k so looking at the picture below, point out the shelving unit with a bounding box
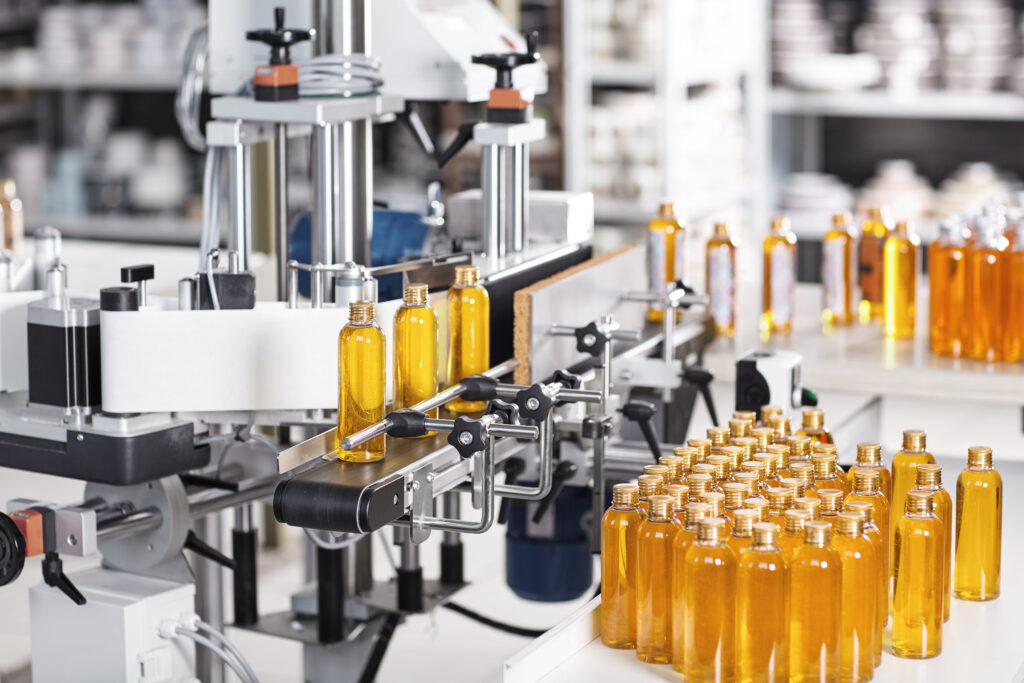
[772,87,1024,122]
[0,65,181,92]
[28,214,202,245]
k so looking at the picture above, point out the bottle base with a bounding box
[339,450,385,463]
[953,589,1000,601]
[890,646,941,659]
[636,650,671,665]
[600,637,636,650]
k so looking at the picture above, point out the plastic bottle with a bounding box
[789,521,842,681]
[706,221,738,337]
[929,218,968,357]
[637,474,663,516]
[762,216,798,335]
[844,499,887,667]
[892,491,943,659]
[648,202,685,323]
[601,484,643,649]
[670,502,710,668]
[834,512,878,683]
[858,207,890,321]
[779,508,812,564]
[679,518,736,680]
[954,446,1002,601]
[1006,221,1024,362]
[847,442,891,503]
[812,450,848,495]
[393,283,439,423]
[822,212,856,326]
[891,430,934,566]
[818,488,844,531]
[845,469,890,583]
[636,495,680,663]
[965,218,1010,362]
[913,463,952,622]
[337,301,386,462]
[883,221,920,339]
[729,507,759,556]
[0,179,24,253]
[736,522,789,683]
[446,265,490,413]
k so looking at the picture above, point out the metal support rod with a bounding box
[189,479,279,520]
[601,336,613,416]
[505,142,527,253]
[410,437,495,534]
[421,417,539,441]
[193,514,225,683]
[481,144,503,260]
[549,324,641,343]
[662,286,675,405]
[493,413,553,501]
[590,429,607,554]
[274,124,289,301]
[493,385,602,404]
[312,123,336,270]
[228,143,251,272]
[336,119,373,267]
[96,509,161,540]
[442,493,460,547]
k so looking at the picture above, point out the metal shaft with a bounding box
[275,124,289,300]
[410,437,495,534]
[481,144,503,260]
[504,143,527,254]
[312,123,336,269]
[494,413,553,501]
[193,514,225,683]
[228,143,251,272]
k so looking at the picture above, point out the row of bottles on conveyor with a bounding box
[601,408,1003,680]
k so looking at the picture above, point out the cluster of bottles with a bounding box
[601,409,1003,680]
[929,205,1024,361]
[0,179,23,253]
[336,264,490,461]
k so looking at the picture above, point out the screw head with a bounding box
[526,397,540,411]
[67,534,78,547]
[458,432,474,445]
[583,334,596,347]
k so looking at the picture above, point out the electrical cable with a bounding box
[205,249,222,310]
[176,25,208,153]
[295,53,383,98]
[441,602,549,638]
[196,621,260,683]
[303,527,366,551]
[174,628,256,683]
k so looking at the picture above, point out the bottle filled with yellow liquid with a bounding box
[636,495,679,663]
[644,464,671,490]
[601,484,643,649]
[730,417,752,440]
[954,446,1002,601]
[844,500,887,667]
[688,439,712,462]
[647,202,685,323]
[707,426,730,452]
[337,301,386,462]
[790,521,842,682]
[765,487,794,527]
[929,218,968,357]
[762,216,798,335]
[779,508,811,562]
[722,482,747,519]
[858,207,890,321]
[670,502,709,668]
[891,430,934,563]
[768,443,791,479]
[769,415,793,444]
[914,463,952,621]
[817,489,844,530]
[892,490,943,659]
[848,442,891,503]
[707,455,734,486]
[790,463,817,499]
[736,522,789,683]
[822,212,857,326]
[692,463,720,492]
[760,404,783,427]
[794,495,822,521]
[752,426,774,452]
[846,469,890,588]
[699,491,732,536]
[813,451,848,495]
[446,265,490,413]
[755,452,781,485]
[665,484,690,526]
[0,179,24,253]
[797,408,833,444]
[706,221,738,337]
[637,474,663,516]
[729,508,759,556]
[659,455,685,484]
[1006,222,1024,362]
[966,220,1010,362]
[675,445,700,473]
[744,497,770,523]
[678,518,736,680]
[883,221,920,339]
[834,512,877,683]
[393,284,439,423]
[687,473,713,501]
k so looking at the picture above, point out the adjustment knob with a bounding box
[448,417,486,460]
[0,513,26,587]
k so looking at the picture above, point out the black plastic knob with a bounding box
[448,417,486,460]
[515,383,554,422]
[0,513,25,587]
[574,322,608,357]
[120,264,154,284]
[471,30,540,89]
[246,7,313,66]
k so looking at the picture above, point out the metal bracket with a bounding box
[408,467,434,544]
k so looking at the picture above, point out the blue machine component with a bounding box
[288,209,431,300]
[505,484,593,602]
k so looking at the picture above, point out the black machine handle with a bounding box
[120,264,155,284]
[531,461,577,524]
[436,120,478,168]
[185,530,237,570]
[42,552,85,605]
[246,7,313,65]
[471,31,540,89]
[620,400,660,463]
[682,366,719,428]
[497,457,526,524]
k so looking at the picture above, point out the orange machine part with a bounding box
[254,64,299,87]
[488,88,533,110]
[9,509,43,557]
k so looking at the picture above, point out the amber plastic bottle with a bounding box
[1007,228,1024,362]
[744,497,770,523]
[740,459,769,493]
[848,442,892,503]
[790,463,817,499]
[648,202,685,323]
[813,452,848,495]
[706,221,738,337]
[636,495,680,663]
[914,463,952,622]
[393,284,439,423]
[0,179,24,253]
[954,446,1002,601]
[736,522,789,683]
[858,207,889,321]
[765,487,795,528]
[779,477,806,501]
[844,499,887,665]
[788,434,812,464]
[779,509,812,564]
[754,453,780,484]
[734,409,759,424]
[752,426,774,452]
[734,472,761,501]
[707,454,733,486]
[794,496,821,521]
[762,216,798,335]
[834,512,877,683]
[883,221,920,339]
[446,265,490,413]
[789,521,842,682]
[644,464,671,490]
[892,490,943,659]
[707,426,730,453]
[818,488,844,530]
[601,484,643,649]
[688,439,712,463]
[674,446,700,474]
[659,455,685,484]
[670,502,709,668]
[687,473,713,501]
[822,212,856,326]
[769,415,793,444]
[768,444,791,479]
[729,418,752,440]
[337,301,386,462]
[733,436,757,462]
[665,484,690,526]
[929,219,968,357]
[700,491,733,537]
[692,463,721,493]
[845,469,890,576]
[722,482,747,519]
[966,223,1010,362]
[760,404,783,427]
[679,502,712,551]
[679,518,736,680]
[891,430,935,561]
[795,409,831,446]
[637,474,662,516]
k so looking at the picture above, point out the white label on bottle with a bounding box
[708,245,734,327]
[770,244,795,325]
[822,239,846,315]
[674,228,687,283]
[649,230,666,293]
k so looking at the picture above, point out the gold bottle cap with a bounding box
[686,473,712,499]
[648,495,673,521]
[769,415,791,440]
[771,216,791,233]
[905,489,933,514]
[812,442,838,455]
[767,443,790,470]
[915,463,942,487]
[733,471,759,498]
[779,477,805,497]
[967,446,993,469]
[732,437,756,461]
[706,455,731,481]
[856,442,882,465]
[753,452,777,478]
[658,201,675,218]
[713,221,730,237]
[741,459,767,483]
[732,508,759,537]
[743,497,770,522]
[752,521,780,547]
[720,445,743,470]
[664,483,689,510]
[784,508,812,534]
[794,496,822,520]
[802,408,824,430]
[844,500,874,524]
[760,405,783,423]
[722,482,748,508]
[833,212,852,228]
[707,426,730,447]
[836,511,864,536]
[691,463,716,480]
[402,283,429,306]
[752,427,774,451]
[637,474,662,499]
[867,206,885,222]
[684,501,711,528]
[894,220,912,236]
[818,489,844,514]
[811,452,838,478]
[902,429,926,452]
[348,300,375,323]
[612,483,639,507]
[453,264,481,286]
[729,418,751,439]
[789,462,815,487]
[659,455,684,481]
[852,468,881,495]
[788,435,812,461]
[804,520,831,546]
[733,410,758,424]
[673,446,699,470]
[687,439,712,461]
[765,487,794,514]
[699,491,725,517]
[697,517,727,542]
[643,464,671,488]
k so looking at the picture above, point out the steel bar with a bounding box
[409,438,495,534]
[493,413,552,501]
[274,124,289,301]
[481,145,503,260]
[493,385,602,404]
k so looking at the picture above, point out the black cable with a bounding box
[358,612,402,683]
[442,602,549,638]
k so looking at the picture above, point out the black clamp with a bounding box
[385,411,430,439]
[185,530,237,570]
[672,280,699,309]
[682,366,719,427]
[120,264,154,284]
[581,415,613,440]
[574,322,608,357]
[485,399,520,426]
[515,383,555,423]
[0,513,25,587]
[551,369,582,390]
[620,400,661,463]
[458,375,500,403]
[447,417,486,460]
[42,552,85,605]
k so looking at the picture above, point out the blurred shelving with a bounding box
[29,214,201,245]
[594,186,752,225]
[0,65,181,92]
[772,87,1024,121]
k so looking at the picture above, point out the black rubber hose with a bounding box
[442,602,549,638]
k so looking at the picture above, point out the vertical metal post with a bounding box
[317,546,347,644]
[590,430,606,553]
[193,514,225,683]
[481,144,504,260]
[353,534,373,595]
[228,144,251,272]
[275,125,289,300]
[232,504,258,627]
[504,143,527,254]
[337,119,373,267]
[662,287,675,405]
[396,529,423,612]
[440,492,463,585]
[312,124,337,269]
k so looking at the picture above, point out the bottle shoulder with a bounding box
[340,322,384,342]
[958,468,1002,487]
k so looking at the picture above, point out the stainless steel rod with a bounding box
[494,413,552,501]
[189,479,278,519]
[410,438,495,534]
[96,509,162,540]
[493,384,602,404]
[274,123,289,301]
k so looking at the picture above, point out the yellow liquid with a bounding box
[0,194,24,253]
[858,218,888,320]
[954,466,1002,601]
[892,512,943,658]
[736,545,789,683]
[778,529,804,565]
[393,303,439,424]
[337,321,386,461]
[706,232,737,337]
[762,230,797,334]
[446,283,490,413]
[600,506,643,648]
[647,214,684,323]
[637,518,679,663]
[883,232,918,339]
[916,485,952,621]
[822,226,855,326]
[1005,249,1024,362]
[890,449,935,564]
[859,522,887,665]
[833,533,877,683]
[728,533,753,557]
[966,245,1007,362]
[847,464,892,505]
[789,543,842,682]
[815,473,849,496]
[845,491,890,575]
[795,427,833,445]
[680,541,736,681]
[928,241,967,357]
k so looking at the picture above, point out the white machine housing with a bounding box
[734,349,805,416]
[446,190,595,245]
